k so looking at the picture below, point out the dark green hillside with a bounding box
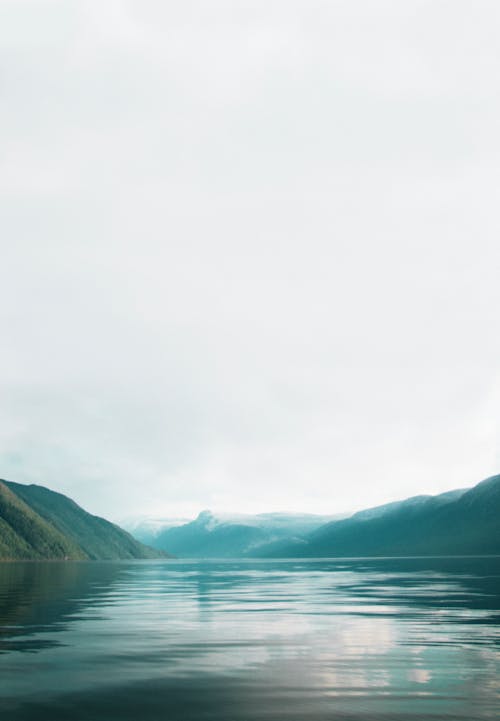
[0,479,167,561]
[0,481,85,560]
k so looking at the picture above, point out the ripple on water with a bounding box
[0,557,499,721]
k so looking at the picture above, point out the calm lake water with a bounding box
[0,558,499,720]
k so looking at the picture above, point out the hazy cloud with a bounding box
[1,1,499,518]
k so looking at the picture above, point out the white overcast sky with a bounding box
[1,0,499,520]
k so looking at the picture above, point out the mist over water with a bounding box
[1,558,499,720]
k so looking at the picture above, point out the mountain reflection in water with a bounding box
[0,557,499,720]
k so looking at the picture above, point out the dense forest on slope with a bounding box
[4,473,499,561]
[0,480,167,561]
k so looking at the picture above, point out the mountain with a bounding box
[254,475,500,558]
[0,479,167,561]
[130,510,344,558]
[9,472,497,561]
[0,481,85,561]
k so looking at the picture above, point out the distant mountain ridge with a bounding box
[125,510,344,558]
[349,488,467,522]
[124,475,500,559]
[5,473,499,561]
[0,479,167,561]
[253,475,500,558]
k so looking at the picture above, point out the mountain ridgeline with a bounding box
[2,474,499,561]
[254,474,500,558]
[127,511,343,558]
[0,480,166,561]
[124,474,500,559]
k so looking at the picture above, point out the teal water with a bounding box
[0,558,499,720]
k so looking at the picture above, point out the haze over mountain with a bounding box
[0,479,166,561]
[121,516,193,548]
[124,474,500,559]
[124,511,343,558]
[3,473,499,561]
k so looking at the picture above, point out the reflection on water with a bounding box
[0,558,499,720]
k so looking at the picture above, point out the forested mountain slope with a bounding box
[0,479,167,560]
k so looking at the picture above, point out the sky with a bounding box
[1,0,499,521]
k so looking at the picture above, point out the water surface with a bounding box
[0,557,499,720]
